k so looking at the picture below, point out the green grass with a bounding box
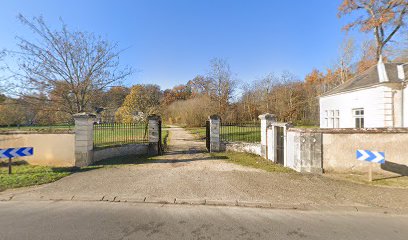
[93,124,148,148]
[0,161,76,191]
[220,126,260,143]
[186,126,261,143]
[186,127,206,140]
[0,125,74,132]
[211,151,295,173]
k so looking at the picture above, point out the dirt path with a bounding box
[1,126,408,212]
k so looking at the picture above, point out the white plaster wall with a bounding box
[0,133,75,166]
[403,87,408,127]
[320,86,392,128]
[285,131,299,171]
[225,142,261,156]
[394,89,403,127]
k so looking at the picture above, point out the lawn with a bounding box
[186,125,261,143]
[93,123,148,148]
[0,124,74,132]
[211,151,294,173]
[185,127,206,140]
[220,125,260,143]
[0,161,75,192]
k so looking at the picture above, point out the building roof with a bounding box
[321,62,407,97]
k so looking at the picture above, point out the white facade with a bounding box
[319,61,407,129]
[320,85,405,128]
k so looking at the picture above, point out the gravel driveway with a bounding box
[1,127,408,212]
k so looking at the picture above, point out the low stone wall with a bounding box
[287,128,408,175]
[322,130,408,175]
[0,131,75,167]
[93,144,149,163]
[224,142,262,156]
[285,130,323,173]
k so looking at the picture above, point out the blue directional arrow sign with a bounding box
[0,147,34,159]
[356,150,385,164]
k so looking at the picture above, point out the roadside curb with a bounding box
[1,194,406,214]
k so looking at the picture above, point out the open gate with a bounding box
[206,120,210,152]
[158,119,164,155]
[275,126,285,165]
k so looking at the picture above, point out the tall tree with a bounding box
[339,0,408,60]
[8,15,131,115]
[207,58,236,115]
[115,84,161,123]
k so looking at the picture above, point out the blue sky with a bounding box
[0,0,368,90]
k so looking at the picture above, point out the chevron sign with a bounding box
[356,150,385,164]
[0,147,34,159]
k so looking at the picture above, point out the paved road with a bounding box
[0,201,406,240]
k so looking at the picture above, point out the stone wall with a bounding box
[224,142,261,156]
[284,129,323,173]
[286,128,408,175]
[0,131,75,167]
[322,129,408,175]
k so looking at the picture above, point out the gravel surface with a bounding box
[1,127,408,211]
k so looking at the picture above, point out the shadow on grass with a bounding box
[0,160,103,175]
[0,160,29,167]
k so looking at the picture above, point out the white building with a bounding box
[320,59,408,129]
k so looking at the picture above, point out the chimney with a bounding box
[377,56,389,82]
[397,64,406,81]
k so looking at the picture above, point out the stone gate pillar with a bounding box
[209,115,221,152]
[73,112,96,167]
[148,115,161,156]
[258,113,276,158]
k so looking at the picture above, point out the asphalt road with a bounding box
[0,201,406,240]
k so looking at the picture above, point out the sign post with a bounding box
[356,150,385,182]
[0,147,34,174]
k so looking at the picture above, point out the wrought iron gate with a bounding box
[158,119,163,155]
[276,126,285,165]
[206,120,210,152]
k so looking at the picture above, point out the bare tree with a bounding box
[7,15,131,115]
[339,0,408,60]
[337,37,355,83]
[207,58,237,115]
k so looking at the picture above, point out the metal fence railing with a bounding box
[93,123,148,148]
[220,122,261,143]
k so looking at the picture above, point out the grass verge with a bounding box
[211,151,295,173]
[0,161,75,192]
[185,127,206,140]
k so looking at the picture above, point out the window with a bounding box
[334,110,340,128]
[324,109,340,128]
[353,108,364,128]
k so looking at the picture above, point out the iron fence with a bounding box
[93,123,148,148]
[220,121,261,143]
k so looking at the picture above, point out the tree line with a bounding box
[0,1,407,127]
